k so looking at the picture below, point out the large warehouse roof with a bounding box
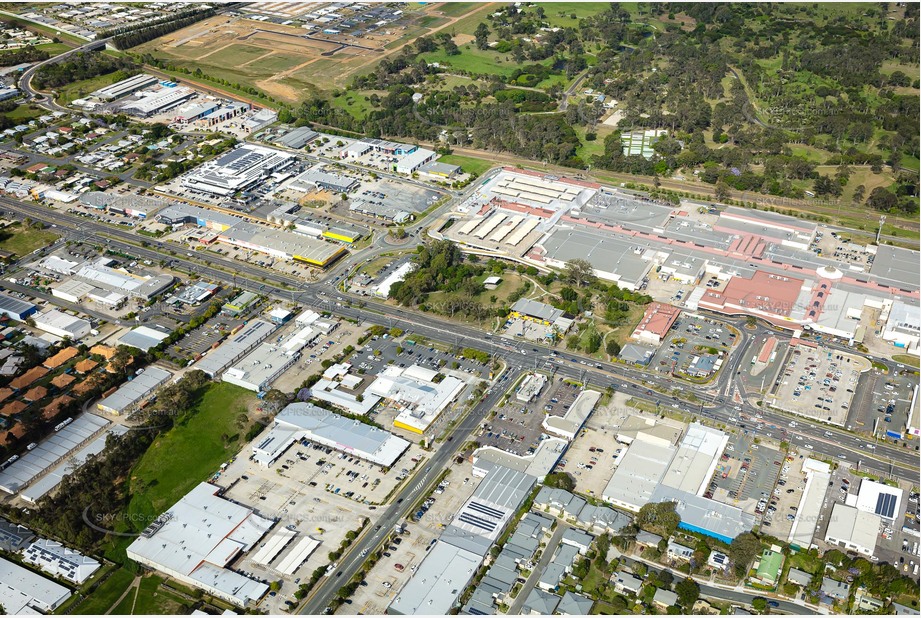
[21,425,127,504]
[855,479,903,520]
[660,423,728,495]
[388,541,481,616]
[602,433,676,511]
[649,485,756,544]
[252,402,409,468]
[218,221,345,266]
[195,320,275,378]
[118,325,172,351]
[0,294,37,319]
[0,555,71,614]
[181,144,294,197]
[127,482,270,607]
[0,413,109,495]
[825,503,880,556]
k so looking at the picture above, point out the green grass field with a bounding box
[537,2,610,27]
[330,90,377,119]
[2,103,44,122]
[132,575,189,615]
[438,153,494,176]
[0,222,58,257]
[421,46,539,77]
[126,382,255,526]
[54,73,124,104]
[36,42,71,55]
[70,568,135,615]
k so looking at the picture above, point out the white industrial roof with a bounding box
[602,432,676,510]
[0,555,71,614]
[21,425,127,504]
[253,403,409,468]
[660,423,728,495]
[97,366,171,414]
[388,541,481,615]
[118,325,172,351]
[22,538,100,584]
[126,483,271,606]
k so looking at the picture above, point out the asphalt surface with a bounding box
[298,369,513,615]
[2,182,918,617]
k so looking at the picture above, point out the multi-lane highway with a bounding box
[3,196,918,480]
[2,183,918,616]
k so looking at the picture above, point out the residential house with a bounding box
[653,588,678,609]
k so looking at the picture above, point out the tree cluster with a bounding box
[33,52,138,89]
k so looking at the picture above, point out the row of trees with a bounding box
[108,7,216,49]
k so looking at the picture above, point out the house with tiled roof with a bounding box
[43,346,79,369]
[10,366,49,389]
[74,359,98,374]
[0,400,27,418]
[50,374,76,389]
[0,424,26,445]
[23,386,48,402]
[43,395,74,419]
[90,345,116,360]
[0,387,12,403]
[72,376,100,396]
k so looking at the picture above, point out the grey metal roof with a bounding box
[869,245,920,291]
[0,413,109,494]
[97,366,171,414]
[472,464,536,510]
[558,591,593,615]
[650,485,756,543]
[786,568,812,587]
[521,587,560,614]
[276,127,319,149]
[510,298,563,322]
[195,319,274,377]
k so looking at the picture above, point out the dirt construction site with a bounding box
[134,15,387,101]
[133,4,486,102]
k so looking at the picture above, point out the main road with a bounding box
[298,367,516,615]
[2,195,918,615]
[3,197,917,482]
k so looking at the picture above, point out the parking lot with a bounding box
[477,375,573,457]
[648,314,736,380]
[757,451,809,538]
[342,460,480,615]
[768,343,868,426]
[218,432,428,613]
[849,366,918,444]
[708,432,782,516]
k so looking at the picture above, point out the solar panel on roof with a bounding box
[875,493,897,519]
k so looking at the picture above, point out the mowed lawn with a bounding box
[126,382,255,526]
[438,154,494,176]
[420,46,554,77]
[70,568,135,615]
[0,222,58,257]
